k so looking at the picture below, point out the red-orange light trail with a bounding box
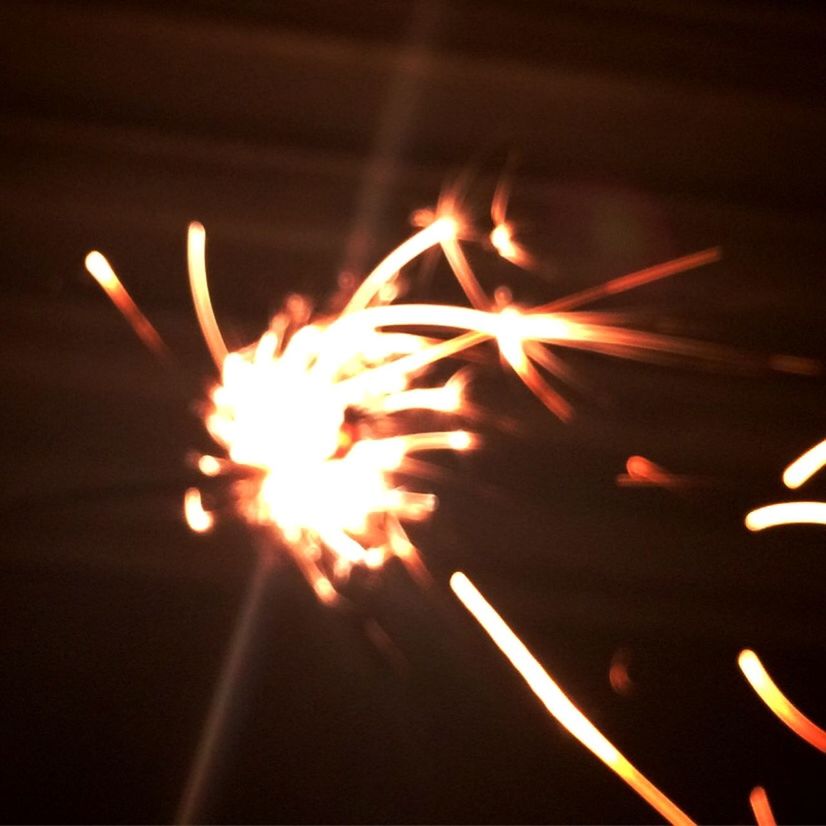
[749,786,777,826]
[738,649,826,752]
[450,572,695,826]
[616,455,685,489]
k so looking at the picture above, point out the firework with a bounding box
[749,786,777,826]
[86,196,809,825]
[88,204,723,605]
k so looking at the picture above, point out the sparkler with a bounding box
[85,193,814,824]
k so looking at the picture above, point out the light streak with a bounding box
[84,251,168,359]
[450,572,695,826]
[187,221,228,369]
[749,786,777,826]
[744,502,826,531]
[783,439,826,489]
[738,649,826,752]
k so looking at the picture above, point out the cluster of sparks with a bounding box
[85,194,822,825]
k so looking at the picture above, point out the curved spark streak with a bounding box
[738,649,826,753]
[450,572,695,826]
[344,216,459,313]
[749,786,777,826]
[783,439,826,489]
[744,502,826,531]
[187,221,228,369]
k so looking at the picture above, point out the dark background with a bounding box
[2,1,825,823]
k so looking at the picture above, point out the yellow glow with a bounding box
[783,439,826,489]
[450,572,695,826]
[744,502,826,531]
[84,251,168,359]
[184,488,214,533]
[738,649,826,752]
[749,786,777,826]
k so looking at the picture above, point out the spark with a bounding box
[450,572,695,826]
[782,439,826,490]
[184,487,214,533]
[616,455,684,488]
[749,786,777,826]
[744,501,826,531]
[738,649,826,752]
[84,251,169,360]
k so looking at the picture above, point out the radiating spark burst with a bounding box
[86,197,809,822]
[749,786,777,826]
[450,572,695,825]
[738,649,826,752]
[84,206,728,605]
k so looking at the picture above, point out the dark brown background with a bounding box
[2,1,825,822]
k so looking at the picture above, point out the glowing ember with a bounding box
[450,572,695,826]
[738,649,826,752]
[749,786,777,826]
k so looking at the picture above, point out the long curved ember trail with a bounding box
[450,572,695,826]
[738,649,826,753]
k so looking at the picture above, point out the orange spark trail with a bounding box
[738,649,826,753]
[450,572,695,826]
[532,248,721,314]
[749,786,777,826]
[744,502,826,531]
[783,439,826,489]
[84,251,169,359]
